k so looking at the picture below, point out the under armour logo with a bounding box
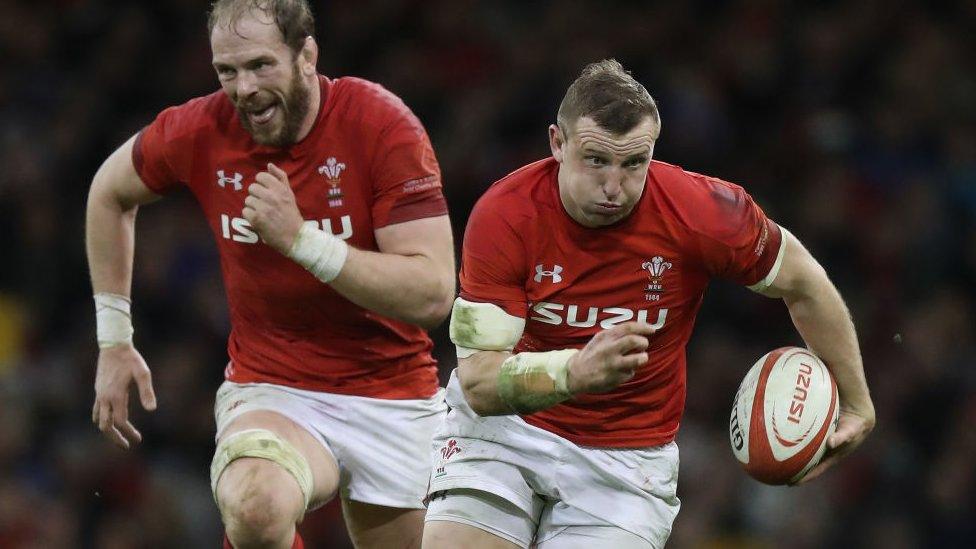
[534,264,563,283]
[217,170,243,191]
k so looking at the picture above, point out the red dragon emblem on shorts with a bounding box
[440,439,462,459]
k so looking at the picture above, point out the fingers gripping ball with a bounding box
[211,429,314,510]
[730,347,839,485]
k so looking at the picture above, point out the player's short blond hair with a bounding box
[557,59,660,137]
[208,0,315,55]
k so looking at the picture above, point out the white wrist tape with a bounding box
[287,223,349,283]
[94,293,134,348]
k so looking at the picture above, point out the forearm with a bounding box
[784,273,873,414]
[457,351,512,416]
[456,348,580,416]
[328,246,454,328]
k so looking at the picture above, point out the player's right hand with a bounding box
[92,344,157,449]
[566,322,654,394]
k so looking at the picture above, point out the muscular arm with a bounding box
[86,134,161,296]
[331,215,456,329]
[243,165,455,330]
[86,133,161,449]
[758,230,875,479]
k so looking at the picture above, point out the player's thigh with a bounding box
[424,489,538,549]
[536,526,654,548]
[341,499,425,549]
[217,409,340,509]
[423,520,522,549]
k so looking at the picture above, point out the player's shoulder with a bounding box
[479,158,557,212]
[650,160,747,197]
[152,89,234,140]
[468,158,557,232]
[648,160,759,237]
[330,76,415,129]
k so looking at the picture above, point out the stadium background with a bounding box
[1,0,974,547]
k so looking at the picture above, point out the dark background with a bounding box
[1,0,974,547]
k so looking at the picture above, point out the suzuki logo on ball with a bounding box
[787,362,813,424]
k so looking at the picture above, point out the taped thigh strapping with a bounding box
[210,428,314,510]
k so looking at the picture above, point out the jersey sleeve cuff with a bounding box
[747,225,790,292]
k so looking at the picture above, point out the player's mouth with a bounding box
[245,102,279,126]
[594,202,622,213]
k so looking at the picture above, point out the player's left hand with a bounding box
[794,403,875,484]
[243,163,304,255]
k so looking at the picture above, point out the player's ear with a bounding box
[549,124,565,163]
[300,36,317,76]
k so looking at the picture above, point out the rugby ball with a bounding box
[729,347,839,485]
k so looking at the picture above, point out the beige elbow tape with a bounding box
[450,298,526,358]
[210,429,314,511]
[497,349,578,414]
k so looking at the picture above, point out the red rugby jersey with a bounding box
[134,76,447,399]
[460,158,782,447]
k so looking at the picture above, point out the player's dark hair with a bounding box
[557,59,660,136]
[208,0,315,55]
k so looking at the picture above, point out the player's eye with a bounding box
[584,156,607,167]
[624,158,646,169]
[216,67,236,79]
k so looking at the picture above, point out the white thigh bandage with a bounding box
[449,298,526,358]
[210,429,314,510]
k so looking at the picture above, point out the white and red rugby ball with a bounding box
[729,347,839,485]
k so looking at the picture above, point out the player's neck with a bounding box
[294,75,322,142]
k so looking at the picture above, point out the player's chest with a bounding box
[522,230,705,330]
[193,146,373,247]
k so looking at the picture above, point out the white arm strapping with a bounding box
[449,297,526,358]
[94,292,133,348]
[287,223,349,283]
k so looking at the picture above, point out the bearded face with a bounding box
[233,58,311,147]
[211,10,316,148]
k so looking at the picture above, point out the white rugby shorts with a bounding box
[215,380,447,509]
[426,371,681,547]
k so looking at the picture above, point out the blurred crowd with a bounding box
[1,0,974,547]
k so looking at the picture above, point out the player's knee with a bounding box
[211,428,314,509]
[219,462,301,547]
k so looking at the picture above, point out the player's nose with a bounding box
[236,72,259,98]
[603,170,624,199]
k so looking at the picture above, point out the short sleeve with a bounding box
[458,199,528,319]
[690,176,783,288]
[370,107,447,228]
[132,104,198,194]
